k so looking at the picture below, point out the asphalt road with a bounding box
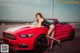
[0,25,80,53]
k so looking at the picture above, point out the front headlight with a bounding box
[19,34,34,38]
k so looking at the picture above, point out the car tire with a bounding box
[34,35,48,53]
[68,30,75,41]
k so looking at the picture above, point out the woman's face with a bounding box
[36,15,41,20]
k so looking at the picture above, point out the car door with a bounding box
[54,24,69,39]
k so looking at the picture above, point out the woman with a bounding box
[35,12,60,50]
[32,12,44,27]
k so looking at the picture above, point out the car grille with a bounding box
[3,39,14,47]
[3,32,16,40]
[3,39,9,44]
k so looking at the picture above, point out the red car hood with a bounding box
[4,25,36,34]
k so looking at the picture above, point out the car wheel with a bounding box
[34,35,47,53]
[68,30,75,41]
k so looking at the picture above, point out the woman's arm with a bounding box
[31,21,37,25]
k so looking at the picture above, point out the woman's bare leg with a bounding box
[47,24,55,37]
[48,31,60,42]
[48,30,55,49]
[49,30,60,49]
[49,40,54,49]
[47,24,54,49]
[47,24,60,49]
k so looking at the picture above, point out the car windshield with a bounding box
[46,19,54,24]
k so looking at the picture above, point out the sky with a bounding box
[0,0,80,22]
[53,0,80,22]
[0,0,52,22]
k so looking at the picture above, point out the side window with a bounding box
[47,20,54,24]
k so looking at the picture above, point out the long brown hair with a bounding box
[36,12,45,20]
[35,12,46,25]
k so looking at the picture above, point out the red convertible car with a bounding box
[2,19,75,53]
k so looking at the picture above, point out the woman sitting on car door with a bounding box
[33,12,60,50]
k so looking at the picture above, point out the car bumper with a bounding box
[3,38,35,51]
